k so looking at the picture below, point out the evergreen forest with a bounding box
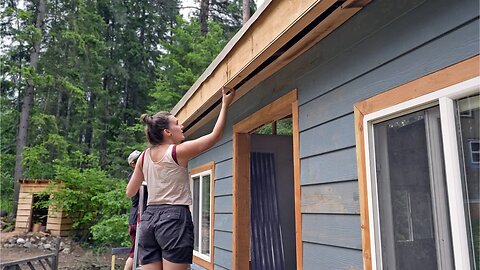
[0,0,256,246]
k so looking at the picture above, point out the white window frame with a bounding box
[190,169,213,262]
[363,76,480,270]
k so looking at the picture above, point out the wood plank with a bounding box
[299,114,355,158]
[302,214,362,250]
[356,55,480,115]
[175,0,332,123]
[298,0,479,106]
[353,105,372,270]
[18,197,33,204]
[46,223,73,231]
[303,242,363,270]
[292,99,303,270]
[190,161,215,177]
[214,214,233,232]
[215,196,233,214]
[188,141,233,169]
[175,0,370,132]
[15,216,31,222]
[214,160,232,180]
[301,147,357,185]
[215,178,233,197]
[210,161,216,270]
[233,90,296,133]
[302,181,360,214]
[191,264,208,270]
[213,264,228,270]
[193,256,211,269]
[232,133,250,270]
[213,247,232,270]
[214,230,233,251]
[17,204,32,210]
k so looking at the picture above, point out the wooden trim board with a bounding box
[232,89,302,269]
[173,0,371,133]
[189,162,216,269]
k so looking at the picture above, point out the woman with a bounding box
[126,87,235,270]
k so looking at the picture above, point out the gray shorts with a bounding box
[138,205,194,265]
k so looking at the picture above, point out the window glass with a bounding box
[191,171,212,259]
[456,94,480,269]
[201,175,211,255]
[192,176,200,251]
[373,106,453,269]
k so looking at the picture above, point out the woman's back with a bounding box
[143,145,191,206]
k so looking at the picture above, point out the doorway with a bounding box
[232,90,302,270]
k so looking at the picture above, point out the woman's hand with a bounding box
[222,86,235,107]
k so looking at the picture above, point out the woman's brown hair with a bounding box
[140,112,172,146]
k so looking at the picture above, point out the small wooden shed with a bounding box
[15,179,73,236]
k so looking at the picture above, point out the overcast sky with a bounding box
[181,0,266,18]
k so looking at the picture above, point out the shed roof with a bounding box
[18,179,62,184]
[172,0,371,136]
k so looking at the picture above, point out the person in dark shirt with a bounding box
[125,150,147,270]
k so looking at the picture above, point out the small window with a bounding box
[468,140,480,166]
[190,168,212,262]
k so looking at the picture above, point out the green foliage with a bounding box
[91,214,130,247]
[35,153,131,245]
[1,0,251,247]
[150,17,229,112]
[0,169,14,214]
[23,133,68,179]
[254,118,292,135]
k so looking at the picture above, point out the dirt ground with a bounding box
[0,231,130,270]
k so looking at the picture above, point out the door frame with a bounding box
[232,89,302,270]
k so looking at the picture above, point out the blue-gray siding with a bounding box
[187,0,479,268]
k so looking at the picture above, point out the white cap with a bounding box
[128,150,142,164]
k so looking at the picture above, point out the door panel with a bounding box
[250,134,296,270]
[373,106,453,269]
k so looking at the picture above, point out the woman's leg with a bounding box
[140,261,163,270]
[162,259,189,270]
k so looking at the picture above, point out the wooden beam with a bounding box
[232,89,301,269]
[353,105,371,270]
[175,0,371,132]
[292,99,303,270]
[233,90,297,133]
[189,161,215,176]
[232,133,251,270]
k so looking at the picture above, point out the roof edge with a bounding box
[171,0,273,115]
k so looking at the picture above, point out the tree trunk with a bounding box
[199,0,209,35]
[13,0,47,213]
[242,0,250,24]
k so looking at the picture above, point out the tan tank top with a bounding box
[142,145,192,206]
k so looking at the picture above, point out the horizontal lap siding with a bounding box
[301,147,357,185]
[191,265,207,270]
[303,242,363,270]
[186,0,479,268]
[302,214,362,250]
[213,247,232,269]
[189,141,233,269]
[294,0,478,268]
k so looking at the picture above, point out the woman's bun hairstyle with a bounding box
[141,112,172,146]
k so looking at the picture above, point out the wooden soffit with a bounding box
[172,0,371,135]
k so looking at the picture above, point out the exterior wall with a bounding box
[187,0,479,269]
